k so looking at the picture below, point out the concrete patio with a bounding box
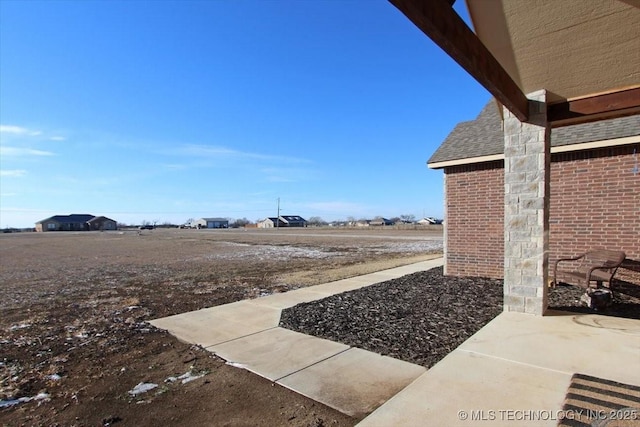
[150,258,640,425]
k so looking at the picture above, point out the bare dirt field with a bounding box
[0,227,442,426]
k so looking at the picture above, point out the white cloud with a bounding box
[0,146,55,157]
[163,163,187,170]
[0,125,29,134]
[0,125,42,136]
[1,124,65,143]
[173,144,309,164]
[261,167,295,182]
[0,169,27,177]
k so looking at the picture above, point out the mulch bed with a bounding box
[280,267,640,368]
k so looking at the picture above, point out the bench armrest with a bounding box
[555,253,586,265]
[552,253,587,286]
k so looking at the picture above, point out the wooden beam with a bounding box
[389,0,529,121]
[548,88,640,127]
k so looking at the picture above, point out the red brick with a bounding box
[444,145,639,279]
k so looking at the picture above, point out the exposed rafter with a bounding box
[389,0,529,121]
[548,88,640,127]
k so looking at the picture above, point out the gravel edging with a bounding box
[280,267,640,368]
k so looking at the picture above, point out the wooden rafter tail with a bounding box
[388,0,529,122]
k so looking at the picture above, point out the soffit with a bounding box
[466,0,640,105]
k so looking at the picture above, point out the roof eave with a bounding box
[427,135,640,169]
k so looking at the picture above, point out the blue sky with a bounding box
[0,0,489,228]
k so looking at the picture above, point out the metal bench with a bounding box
[552,249,626,289]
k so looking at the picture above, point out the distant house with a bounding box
[369,217,394,226]
[279,215,307,227]
[258,216,307,228]
[192,218,229,229]
[417,217,442,225]
[258,218,280,228]
[87,216,118,231]
[35,214,117,232]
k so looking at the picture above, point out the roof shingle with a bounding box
[428,101,640,164]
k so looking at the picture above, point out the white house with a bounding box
[192,218,229,229]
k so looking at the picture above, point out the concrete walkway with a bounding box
[150,258,640,425]
[358,311,640,426]
[150,257,443,418]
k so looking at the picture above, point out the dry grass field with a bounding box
[0,227,442,426]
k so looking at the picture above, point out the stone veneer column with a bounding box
[503,90,550,315]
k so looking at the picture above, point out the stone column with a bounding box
[503,90,550,315]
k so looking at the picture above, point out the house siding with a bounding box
[549,146,639,264]
[444,145,639,278]
[445,160,504,278]
[36,221,60,232]
[36,214,117,232]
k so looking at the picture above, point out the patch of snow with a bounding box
[0,397,29,408]
[33,392,50,402]
[164,376,177,383]
[225,361,246,369]
[128,382,158,396]
[47,374,62,381]
[186,239,443,263]
[177,371,204,384]
[0,392,50,409]
[9,323,31,331]
[198,242,341,261]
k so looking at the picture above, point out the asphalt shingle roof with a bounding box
[41,214,95,224]
[428,101,640,164]
[281,216,306,222]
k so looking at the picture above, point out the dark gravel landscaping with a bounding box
[280,267,640,368]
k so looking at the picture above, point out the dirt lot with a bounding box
[0,227,442,426]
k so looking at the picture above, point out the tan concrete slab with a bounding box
[458,311,640,385]
[279,258,444,299]
[149,304,280,347]
[367,258,444,277]
[208,327,350,381]
[277,347,426,419]
[358,350,571,427]
[307,276,377,294]
[354,259,443,282]
[201,300,281,325]
[247,288,332,310]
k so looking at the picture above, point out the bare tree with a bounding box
[400,214,416,223]
[307,216,327,227]
[231,218,251,228]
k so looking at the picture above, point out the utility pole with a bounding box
[277,197,280,229]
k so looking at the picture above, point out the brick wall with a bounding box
[444,144,640,278]
[445,160,504,278]
[549,145,640,263]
